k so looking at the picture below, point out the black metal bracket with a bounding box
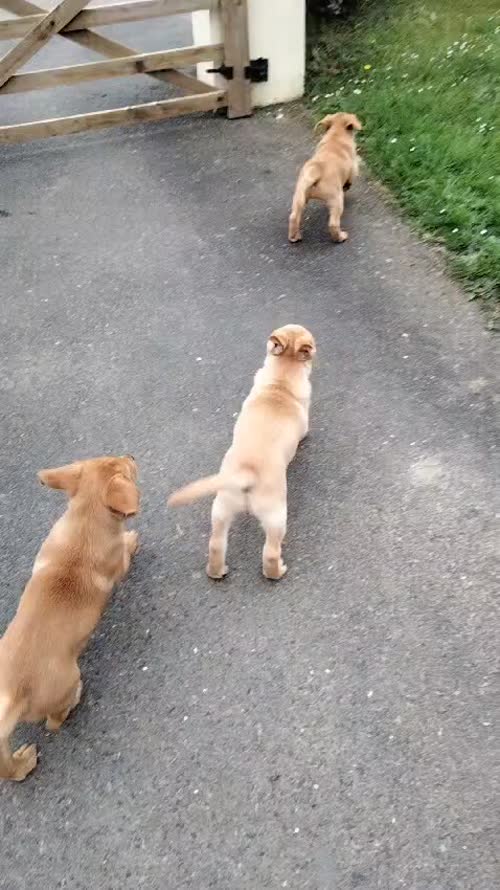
[206,58,269,83]
[245,57,268,83]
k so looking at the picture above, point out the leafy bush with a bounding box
[307,1,359,20]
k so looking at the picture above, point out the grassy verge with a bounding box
[307,0,500,325]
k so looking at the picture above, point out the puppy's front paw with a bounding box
[288,232,303,244]
[206,563,228,580]
[125,530,139,556]
[338,230,349,242]
[12,744,38,781]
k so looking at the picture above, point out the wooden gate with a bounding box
[0,0,253,142]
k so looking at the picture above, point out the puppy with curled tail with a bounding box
[288,111,362,244]
[168,324,316,581]
[0,455,139,781]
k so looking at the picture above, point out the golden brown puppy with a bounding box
[0,455,139,782]
[168,324,316,581]
[288,111,362,244]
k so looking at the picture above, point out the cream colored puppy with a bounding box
[168,325,316,580]
[288,111,362,244]
[0,455,139,782]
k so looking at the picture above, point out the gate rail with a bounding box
[0,0,251,143]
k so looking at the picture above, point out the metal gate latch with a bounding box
[206,63,234,80]
[206,58,269,83]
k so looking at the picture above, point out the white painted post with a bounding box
[192,0,305,107]
[248,0,306,105]
[192,8,223,90]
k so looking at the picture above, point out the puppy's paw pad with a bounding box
[339,231,349,242]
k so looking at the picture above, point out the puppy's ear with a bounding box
[38,462,81,495]
[314,114,335,133]
[296,337,317,362]
[345,114,362,132]
[104,473,139,517]
[268,331,289,356]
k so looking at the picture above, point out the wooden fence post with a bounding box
[220,0,251,118]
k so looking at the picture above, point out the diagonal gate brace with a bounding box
[0,0,88,89]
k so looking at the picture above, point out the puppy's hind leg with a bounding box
[288,184,308,243]
[207,494,234,580]
[288,163,319,243]
[259,502,288,581]
[46,666,83,732]
[328,191,348,243]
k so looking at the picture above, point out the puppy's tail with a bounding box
[0,695,36,782]
[168,467,257,507]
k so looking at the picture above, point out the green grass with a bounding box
[307,0,500,324]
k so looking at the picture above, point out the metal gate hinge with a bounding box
[206,58,269,83]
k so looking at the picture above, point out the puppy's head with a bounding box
[316,112,362,134]
[38,455,140,518]
[267,325,316,363]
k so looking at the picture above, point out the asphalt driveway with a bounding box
[0,18,498,890]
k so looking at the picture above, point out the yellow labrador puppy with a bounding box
[168,325,316,580]
[288,111,362,244]
[0,455,139,781]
